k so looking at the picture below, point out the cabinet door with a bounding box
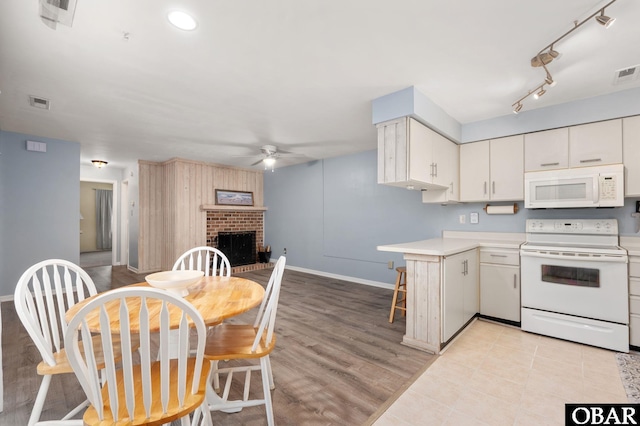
[422,127,454,190]
[408,118,433,184]
[490,135,524,201]
[460,141,490,202]
[432,132,459,198]
[623,116,640,197]
[463,252,479,323]
[569,119,622,168]
[524,128,569,171]
[442,253,465,342]
[480,264,520,322]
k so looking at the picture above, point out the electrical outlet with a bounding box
[388,261,394,269]
[459,214,466,224]
[283,247,287,255]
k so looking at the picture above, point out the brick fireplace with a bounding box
[205,210,270,273]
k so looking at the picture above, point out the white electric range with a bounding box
[520,219,629,352]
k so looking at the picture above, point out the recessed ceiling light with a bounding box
[167,11,197,31]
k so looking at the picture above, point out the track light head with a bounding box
[596,10,615,28]
[533,87,546,100]
[513,103,523,114]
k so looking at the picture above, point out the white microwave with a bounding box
[524,164,624,209]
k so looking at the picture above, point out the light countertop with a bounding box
[621,236,640,257]
[377,231,525,257]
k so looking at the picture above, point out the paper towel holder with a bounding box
[483,203,519,215]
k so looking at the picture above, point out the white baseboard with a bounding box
[284,265,395,290]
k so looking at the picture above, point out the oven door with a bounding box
[520,250,628,324]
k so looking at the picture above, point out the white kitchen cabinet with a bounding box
[524,128,569,172]
[377,116,458,193]
[442,249,478,342]
[460,141,490,201]
[623,116,640,197]
[569,119,622,168]
[629,258,640,347]
[421,132,459,203]
[480,248,520,323]
[460,135,523,202]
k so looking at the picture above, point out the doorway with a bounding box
[80,180,118,268]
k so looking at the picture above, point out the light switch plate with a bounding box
[470,212,479,224]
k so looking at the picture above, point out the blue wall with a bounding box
[264,149,640,287]
[0,131,81,297]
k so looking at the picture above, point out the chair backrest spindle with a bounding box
[173,246,231,278]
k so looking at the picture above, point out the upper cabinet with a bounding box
[524,120,622,172]
[569,119,622,168]
[623,115,640,197]
[377,117,459,198]
[459,135,523,202]
[524,128,569,172]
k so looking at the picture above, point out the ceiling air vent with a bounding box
[613,65,640,85]
[39,0,77,28]
[29,95,51,110]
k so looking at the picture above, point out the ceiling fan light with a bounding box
[167,11,197,31]
[263,157,276,167]
[596,12,615,28]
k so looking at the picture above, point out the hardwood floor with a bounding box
[0,265,434,425]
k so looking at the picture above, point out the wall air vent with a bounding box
[29,95,51,110]
[613,65,640,85]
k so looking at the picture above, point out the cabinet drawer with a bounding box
[480,250,519,266]
[631,314,640,347]
[630,278,640,296]
[630,261,640,278]
[630,295,640,315]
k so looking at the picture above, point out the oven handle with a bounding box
[520,250,628,263]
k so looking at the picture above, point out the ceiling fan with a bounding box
[239,145,306,170]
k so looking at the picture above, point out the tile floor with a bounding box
[373,319,628,425]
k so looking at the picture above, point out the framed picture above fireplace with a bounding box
[215,189,254,206]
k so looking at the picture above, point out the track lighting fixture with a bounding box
[596,10,616,28]
[513,103,523,114]
[512,0,618,113]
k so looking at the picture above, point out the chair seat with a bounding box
[83,358,211,426]
[37,334,137,375]
[204,324,276,360]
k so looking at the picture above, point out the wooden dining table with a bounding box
[65,275,265,331]
[65,275,266,415]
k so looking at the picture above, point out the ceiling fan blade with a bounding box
[250,159,264,166]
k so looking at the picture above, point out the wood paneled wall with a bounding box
[137,158,264,273]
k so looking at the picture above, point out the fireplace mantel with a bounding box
[200,205,268,212]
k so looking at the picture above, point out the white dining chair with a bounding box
[173,246,231,277]
[64,286,213,425]
[204,256,286,425]
[14,259,100,426]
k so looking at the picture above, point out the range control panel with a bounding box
[526,219,618,235]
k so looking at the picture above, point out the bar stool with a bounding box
[389,266,407,323]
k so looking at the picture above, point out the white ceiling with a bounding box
[1,0,640,170]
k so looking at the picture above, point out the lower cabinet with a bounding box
[442,249,478,342]
[479,248,520,323]
[629,258,640,346]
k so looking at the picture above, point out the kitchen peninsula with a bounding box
[378,231,524,354]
